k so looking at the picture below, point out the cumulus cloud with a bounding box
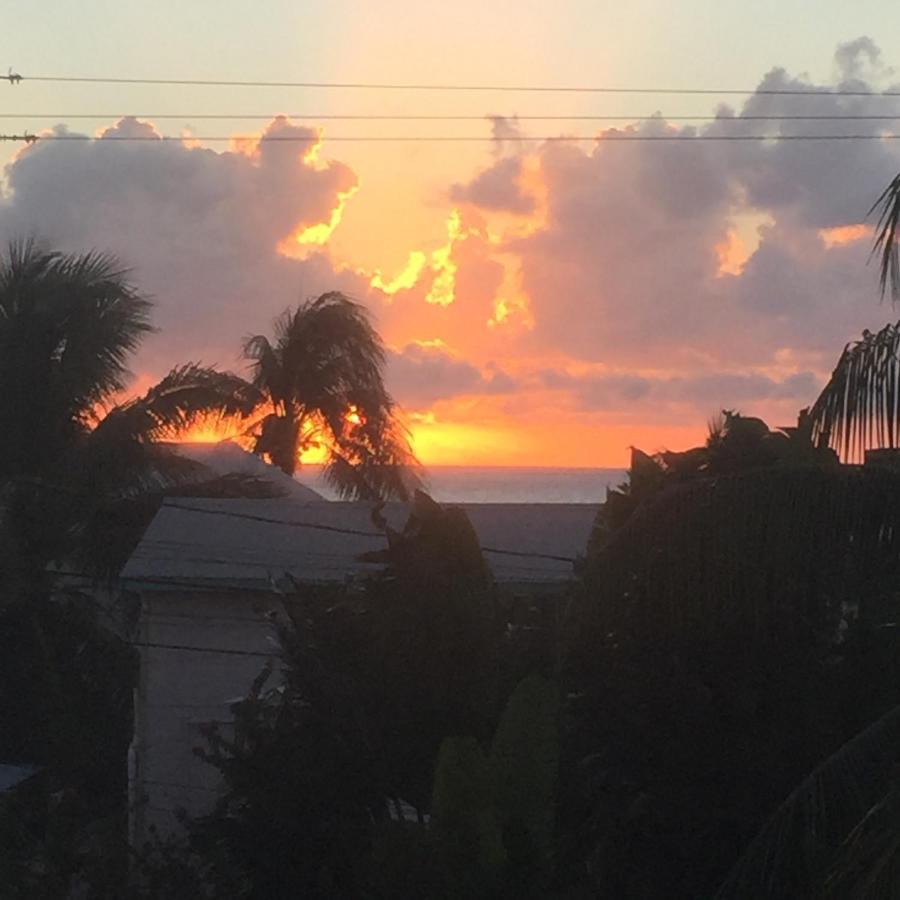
[503,43,900,377]
[0,116,368,376]
[450,156,536,214]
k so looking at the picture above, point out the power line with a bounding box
[133,639,276,659]
[14,72,900,97]
[161,501,579,563]
[7,132,900,144]
[165,501,382,538]
[8,113,900,122]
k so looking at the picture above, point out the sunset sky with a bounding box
[5,2,900,465]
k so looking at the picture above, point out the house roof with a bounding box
[121,498,598,589]
[173,441,324,501]
[0,764,39,793]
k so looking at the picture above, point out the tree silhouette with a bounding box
[0,240,260,579]
[243,293,420,501]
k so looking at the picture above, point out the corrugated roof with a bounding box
[121,498,598,588]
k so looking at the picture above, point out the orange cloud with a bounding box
[819,223,872,248]
[425,209,464,306]
[715,229,750,276]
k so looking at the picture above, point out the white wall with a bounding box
[129,589,286,846]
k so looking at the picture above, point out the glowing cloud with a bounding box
[819,223,872,248]
[489,295,533,328]
[293,185,359,247]
[715,229,750,277]
[426,209,464,306]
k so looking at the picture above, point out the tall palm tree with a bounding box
[0,240,259,577]
[243,292,421,501]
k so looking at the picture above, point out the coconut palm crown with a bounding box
[243,292,421,501]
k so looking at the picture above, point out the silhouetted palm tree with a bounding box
[243,293,421,501]
[872,172,900,303]
[0,240,258,574]
[807,180,900,459]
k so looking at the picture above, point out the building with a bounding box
[122,497,599,843]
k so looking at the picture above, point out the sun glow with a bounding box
[176,412,249,445]
[407,411,521,465]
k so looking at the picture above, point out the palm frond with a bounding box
[243,292,420,487]
[75,364,261,498]
[47,249,153,414]
[0,240,153,480]
[323,411,423,502]
[94,363,261,445]
[243,333,285,409]
[715,702,900,899]
[871,173,900,304]
[810,322,900,461]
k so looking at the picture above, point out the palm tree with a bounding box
[242,293,421,501]
[0,243,419,582]
[0,240,260,577]
[805,179,900,459]
[872,172,900,304]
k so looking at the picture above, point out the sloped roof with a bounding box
[173,441,324,501]
[121,498,598,588]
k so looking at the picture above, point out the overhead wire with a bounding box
[5,132,900,144]
[11,71,900,96]
[7,113,900,122]
[160,501,581,563]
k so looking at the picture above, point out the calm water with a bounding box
[295,466,627,504]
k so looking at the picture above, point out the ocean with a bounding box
[294,466,627,504]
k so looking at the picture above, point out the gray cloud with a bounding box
[506,41,899,374]
[0,117,368,378]
[387,342,516,409]
[488,115,525,156]
[450,156,536,214]
[539,367,819,416]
